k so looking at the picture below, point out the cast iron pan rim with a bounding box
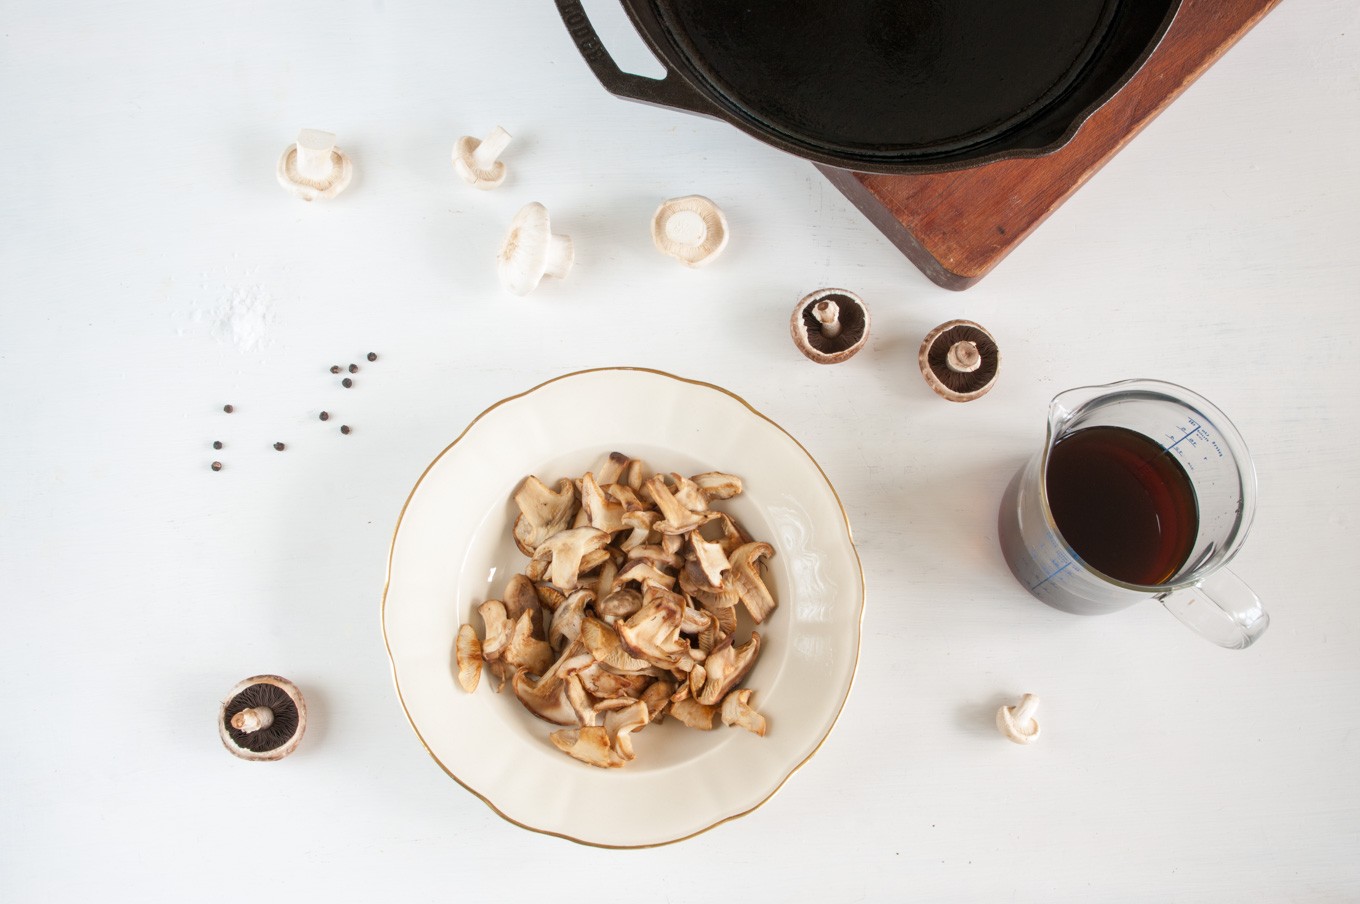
[620,0,1182,174]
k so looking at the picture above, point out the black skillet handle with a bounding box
[554,0,718,119]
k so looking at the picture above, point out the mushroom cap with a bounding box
[275,137,352,202]
[919,319,1000,402]
[219,675,307,761]
[452,134,507,189]
[651,195,729,268]
[498,202,572,296]
[790,289,872,364]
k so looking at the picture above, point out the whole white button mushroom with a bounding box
[276,129,353,201]
[996,693,1041,745]
[497,202,574,296]
[453,126,512,190]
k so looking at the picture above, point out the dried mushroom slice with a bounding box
[504,611,554,676]
[547,588,594,653]
[729,541,777,623]
[691,472,743,501]
[478,600,514,661]
[669,697,716,730]
[502,573,545,640]
[527,527,610,591]
[596,588,644,621]
[512,668,579,726]
[455,624,482,693]
[577,662,651,701]
[513,476,577,555]
[688,534,731,589]
[697,633,760,706]
[580,617,653,673]
[721,689,767,736]
[604,700,651,761]
[596,451,630,487]
[640,679,675,724]
[580,472,627,534]
[550,726,628,768]
[645,475,716,535]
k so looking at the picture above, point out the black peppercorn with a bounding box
[340,425,351,435]
[348,363,358,373]
[213,441,222,450]
[211,461,223,471]
[330,365,341,374]
[342,378,353,388]
[367,352,377,362]
[273,442,285,451]
[319,411,329,421]
[223,404,234,413]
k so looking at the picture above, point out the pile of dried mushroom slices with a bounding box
[455,451,774,768]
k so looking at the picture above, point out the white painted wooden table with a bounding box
[2,1,1357,899]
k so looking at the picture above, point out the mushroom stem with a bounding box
[946,340,981,373]
[664,209,708,248]
[295,129,337,182]
[472,126,512,171]
[231,706,275,733]
[543,234,575,280]
[814,300,842,339]
[1011,694,1039,731]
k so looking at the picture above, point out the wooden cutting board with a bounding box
[817,0,1282,290]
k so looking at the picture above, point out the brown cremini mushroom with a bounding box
[790,288,871,364]
[919,319,1000,402]
[219,675,307,762]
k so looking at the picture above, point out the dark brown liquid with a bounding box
[1046,425,1199,586]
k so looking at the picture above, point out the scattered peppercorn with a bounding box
[213,441,223,450]
[342,378,353,388]
[273,442,285,451]
[367,352,377,362]
[319,411,329,421]
[340,425,351,435]
[223,404,234,413]
[348,363,358,373]
[330,365,341,374]
[211,461,223,471]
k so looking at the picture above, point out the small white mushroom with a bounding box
[651,195,729,267]
[498,202,573,296]
[996,693,1041,745]
[276,129,353,201]
[452,126,512,190]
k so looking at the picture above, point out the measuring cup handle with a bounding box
[1157,569,1269,649]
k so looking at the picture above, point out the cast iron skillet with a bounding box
[556,0,1181,174]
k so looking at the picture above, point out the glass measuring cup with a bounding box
[998,380,1268,649]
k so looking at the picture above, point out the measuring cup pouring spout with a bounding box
[999,379,1268,649]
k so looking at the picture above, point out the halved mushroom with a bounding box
[513,476,578,556]
[455,624,482,693]
[502,573,545,640]
[729,541,777,623]
[478,599,514,661]
[504,611,554,676]
[596,451,630,487]
[669,474,711,513]
[615,591,688,669]
[720,688,767,737]
[576,662,651,701]
[548,588,594,652]
[640,679,675,724]
[597,588,644,621]
[611,558,676,592]
[604,700,651,761]
[645,475,715,535]
[691,472,743,501]
[669,697,716,730]
[580,472,627,534]
[550,726,628,768]
[618,510,660,552]
[580,617,653,673]
[688,534,731,590]
[697,633,761,706]
[512,668,578,725]
[526,527,610,591]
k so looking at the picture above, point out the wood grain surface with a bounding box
[818,0,1284,290]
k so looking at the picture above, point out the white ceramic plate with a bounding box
[382,368,864,847]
